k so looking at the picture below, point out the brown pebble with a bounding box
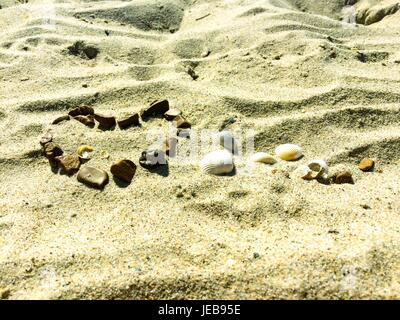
[40,132,53,146]
[140,100,169,120]
[55,154,81,175]
[52,115,70,125]
[94,113,116,130]
[73,115,95,128]
[334,171,354,184]
[172,115,191,128]
[358,158,375,172]
[110,160,137,183]
[43,142,63,159]
[68,105,94,117]
[117,113,140,129]
[0,288,11,299]
[164,108,182,121]
[77,166,109,189]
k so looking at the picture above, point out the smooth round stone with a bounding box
[334,171,354,184]
[358,158,375,172]
[77,166,109,189]
[110,160,137,183]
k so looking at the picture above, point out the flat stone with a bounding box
[52,115,70,125]
[117,113,140,129]
[172,115,191,128]
[77,166,109,189]
[110,159,137,183]
[94,113,116,130]
[55,154,81,175]
[334,171,354,184]
[140,100,169,120]
[164,108,181,121]
[359,158,375,172]
[139,149,167,168]
[40,132,53,146]
[68,105,94,117]
[73,115,95,128]
[43,142,63,159]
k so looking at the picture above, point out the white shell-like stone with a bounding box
[292,165,314,180]
[292,160,329,180]
[77,145,94,160]
[200,149,234,175]
[308,159,328,179]
[275,144,303,161]
[250,152,277,165]
[216,131,237,154]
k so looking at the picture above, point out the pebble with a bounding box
[43,142,63,159]
[164,108,182,121]
[94,113,116,130]
[139,149,167,168]
[73,115,95,128]
[68,105,94,117]
[77,166,109,189]
[358,158,375,172]
[0,288,10,299]
[52,115,70,125]
[110,160,137,183]
[39,132,53,146]
[117,113,140,129]
[201,49,211,58]
[334,171,354,184]
[140,100,169,120]
[172,115,191,128]
[55,154,81,175]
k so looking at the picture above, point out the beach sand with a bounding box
[0,0,399,299]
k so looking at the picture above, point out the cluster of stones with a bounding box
[43,99,191,189]
[329,158,375,185]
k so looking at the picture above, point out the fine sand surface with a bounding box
[0,0,400,299]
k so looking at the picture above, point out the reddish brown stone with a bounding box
[164,108,182,121]
[110,160,137,183]
[94,113,116,130]
[52,115,70,125]
[55,154,81,175]
[334,171,354,184]
[117,113,140,129]
[358,158,375,172]
[140,100,169,120]
[68,105,94,117]
[43,142,63,159]
[172,115,191,128]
